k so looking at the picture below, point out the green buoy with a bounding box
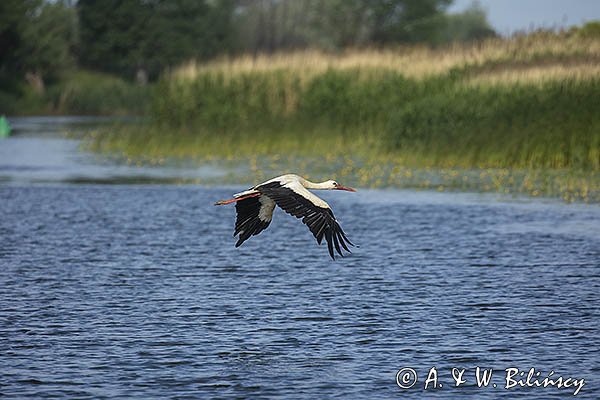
[0,116,11,137]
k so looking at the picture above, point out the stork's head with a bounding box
[327,180,356,192]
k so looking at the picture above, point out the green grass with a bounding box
[105,69,600,169]
[385,78,600,170]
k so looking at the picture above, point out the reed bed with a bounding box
[173,31,600,81]
[89,31,600,202]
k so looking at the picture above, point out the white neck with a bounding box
[301,178,331,190]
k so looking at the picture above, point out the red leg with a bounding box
[214,193,260,205]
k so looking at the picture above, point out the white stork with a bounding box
[215,174,356,259]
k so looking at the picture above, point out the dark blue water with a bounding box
[1,185,599,399]
[1,117,600,398]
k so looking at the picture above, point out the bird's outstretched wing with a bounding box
[234,195,276,247]
[257,182,353,259]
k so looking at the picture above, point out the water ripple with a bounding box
[1,186,599,399]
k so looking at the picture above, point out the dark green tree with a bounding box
[370,0,453,44]
[232,0,470,52]
[309,0,372,49]
[78,0,153,81]
[0,0,76,92]
[0,0,35,82]
[436,2,496,44]
[18,1,78,91]
[78,0,234,82]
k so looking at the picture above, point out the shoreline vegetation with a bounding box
[86,31,600,202]
[1,70,151,116]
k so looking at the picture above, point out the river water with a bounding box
[1,117,599,399]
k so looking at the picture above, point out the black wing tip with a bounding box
[322,235,355,260]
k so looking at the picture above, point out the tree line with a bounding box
[0,0,496,91]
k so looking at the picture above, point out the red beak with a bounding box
[336,185,357,192]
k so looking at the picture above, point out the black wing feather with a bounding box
[234,196,273,247]
[257,182,353,260]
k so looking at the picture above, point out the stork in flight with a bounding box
[215,174,356,259]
